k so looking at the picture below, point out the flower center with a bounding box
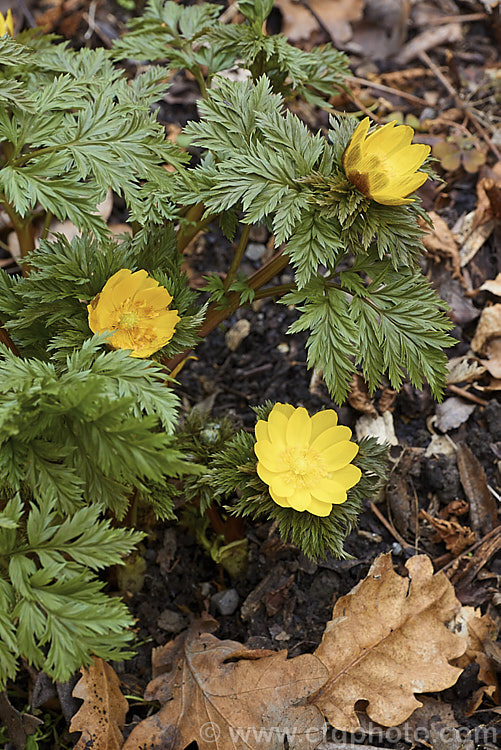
[281,446,326,487]
[119,311,139,329]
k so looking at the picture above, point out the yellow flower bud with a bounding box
[87,269,180,358]
[343,117,430,206]
[0,9,14,37]
[254,403,362,517]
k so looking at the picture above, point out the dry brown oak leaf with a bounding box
[69,657,128,750]
[310,553,466,731]
[122,620,327,750]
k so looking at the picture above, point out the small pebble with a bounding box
[245,242,266,261]
[157,609,186,634]
[211,588,240,616]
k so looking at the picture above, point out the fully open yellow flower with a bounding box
[88,269,180,358]
[343,117,431,206]
[0,9,14,36]
[254,403,362,517]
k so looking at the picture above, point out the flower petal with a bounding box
[331,463,362,490]
[386,143,430,175]
[310,477,347,503]
[371,171,428,204]
[269,474,295,498]
[269,488,291,508]
[273,403,296,418]
[288,490,311,512]
[307,497,333,517]
[267,407,289,447]
[286,406,311,447]
[254,440,284,472]
[319,440,359,471]
[343,117,371,172]
[310,425,352,453]
[363,120,397,151]
[310,409,338,442]
[256,461,280,485]
[255,419,269,443]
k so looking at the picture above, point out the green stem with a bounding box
[40,211,53,241]
[176,203,212,252]
[253,282,295,300]
[223,224,251,292]
[191,65,208,99]
[162,249,290,373]
[0,200,35,261]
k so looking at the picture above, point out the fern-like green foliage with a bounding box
[0,33,185,235]
[0,225,207,685]
[0,226,204,362]
[177,77,454,402]
[0,495,144,688]
[198,403,388,560]
[0,338,186,517]
[113,0,349,104]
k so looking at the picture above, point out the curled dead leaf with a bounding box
[311,553,465,731]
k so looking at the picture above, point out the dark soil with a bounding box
[4,1,501,748]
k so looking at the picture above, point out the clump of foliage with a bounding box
[0,0,454,704]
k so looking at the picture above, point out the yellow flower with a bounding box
[254,403,362,517]
[88,269,180,358]
[342,117,431,206]
[0,9,14,36]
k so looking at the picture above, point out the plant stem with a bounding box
[253,282,295,300]
[176,203,211,252]
[162,249,290,373]
[192,65,208,99]
[0,327,19,355]
[40,211,53,241]
[223,224,250,292]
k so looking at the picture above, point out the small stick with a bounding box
[368,501,411,550]
[446,384,488,406]
[347,76,428,107]
[437,525,501,574]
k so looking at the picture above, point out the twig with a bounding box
[466,110,501,162]
[437,525,501,574]
[347,76,428,108]
[418,50,459,102]
[368,501,412,550]
[446,384,488,406]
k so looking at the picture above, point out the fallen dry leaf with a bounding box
[123,619,327,749]
[446,356,487,385]
[347,373,377,416]
[452,606,499,697]
[311,553,465,731]
[479,272,501,297]
[471,304,501,355]
[421,211,461,277]
[420,508,476,556]
[435,397,476,432]
[275,0,364,45]
[354,411,398,445]
[457,443,498,536]
[70,657,128,750]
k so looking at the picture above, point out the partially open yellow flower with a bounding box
[254,403,362,517]
[88,269,180,358]
[343,117,431,206]
[0,9,14,37]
